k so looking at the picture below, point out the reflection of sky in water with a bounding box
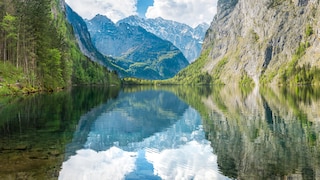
[59,147,136,180]
[60,104,229,179]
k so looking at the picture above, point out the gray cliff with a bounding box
[201,0,320,85]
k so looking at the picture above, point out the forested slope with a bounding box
[0,0,120,95]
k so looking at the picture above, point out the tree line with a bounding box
[0,0,119,92]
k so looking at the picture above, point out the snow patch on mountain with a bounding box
[119,16,209,63]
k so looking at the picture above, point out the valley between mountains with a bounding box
[1,0,320,95]
[66,5,209,80]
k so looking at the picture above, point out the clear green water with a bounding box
[1,86,320,179]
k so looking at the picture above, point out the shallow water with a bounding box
[1,85,320,179]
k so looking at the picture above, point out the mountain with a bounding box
[176,0,320,86]
[119,16,209,63]
[64,4,128,77]
[0,0,120,95]
[86,15,189,80]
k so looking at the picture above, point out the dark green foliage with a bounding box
[239,72,255,86]
[172,49,213,84]
[123,49,215,85]
[0,0,120,94]
[212,56,228,82]
[268,0,285,8]
[239,72,255,97]
[260,71,277,85]
[194,72,213,84]
[0,86,120,178]
[279,42,320,85]
[261,24,318,86]
[250,29,259,42]
[306,24,313,37]
[71,50,119,85]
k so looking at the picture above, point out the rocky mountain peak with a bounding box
[119,16,209,63]
[86,14,189,80]
[91,14,113,23]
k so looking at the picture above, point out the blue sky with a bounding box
[65,0,217,28]
[137,0,154,17]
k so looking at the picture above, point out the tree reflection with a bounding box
[0,86,120,179]
[2,84,320,179]
[184,85,320,179]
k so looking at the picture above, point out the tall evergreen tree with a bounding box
[0,0,120,94]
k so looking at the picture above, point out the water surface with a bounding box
[60,88,226,179]
[1,85,320,179]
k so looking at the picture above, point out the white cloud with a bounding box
[145,141,229,180]
[146,0,217,27]
[65,0,138,22]
[59,147,137,180]
[65,0,217,27]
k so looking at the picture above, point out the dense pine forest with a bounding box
[0,0,120,95]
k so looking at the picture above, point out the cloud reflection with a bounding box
[59,147,137,180]
[146,141,228,180]
[60,107,229,180]
[59,89,230,180]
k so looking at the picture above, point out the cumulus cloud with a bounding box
[146,0,217,27]
[59,147,137,180]
[145,141,229,179]
[65,0,138,22]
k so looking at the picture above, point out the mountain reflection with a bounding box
[60,89,228,180]
[200,85,320,179]
[59,85,320,180]
[66,90,189,153]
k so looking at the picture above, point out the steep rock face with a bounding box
[119,16,209,63]
[86,15,189,80]
[65,4,126,75]
[202,0,320,85]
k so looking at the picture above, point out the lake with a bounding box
[0,85,320,179]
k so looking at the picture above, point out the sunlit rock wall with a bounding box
[202,0,320,85]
